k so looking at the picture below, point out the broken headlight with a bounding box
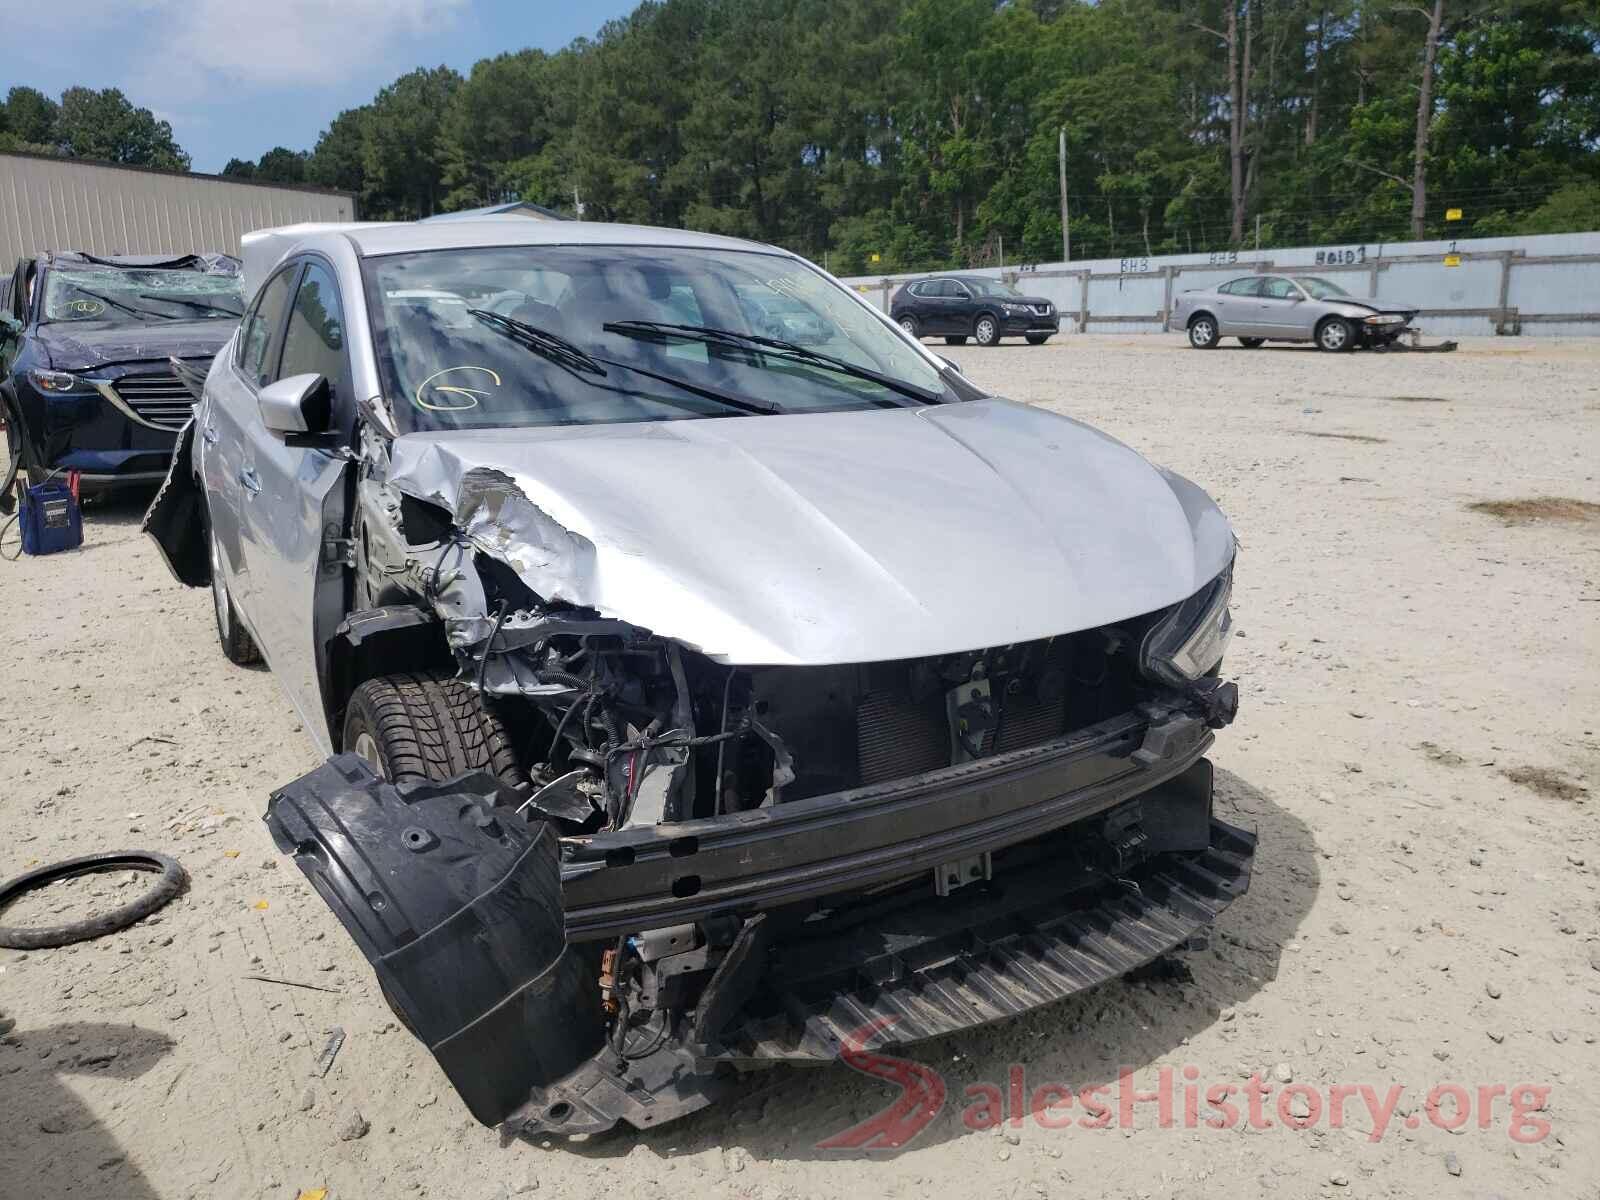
[1139,564,1233,686]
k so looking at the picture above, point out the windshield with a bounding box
[365,245,951,432]
[962,277,1024,299]
[40,267,244,324]
[1293,276,1351,300]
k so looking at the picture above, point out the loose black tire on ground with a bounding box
[974,314,1000,346]
[1238,337,1265,348]
[944,335,968,345]
[207,513,261,665]
[1025,333,1051,345]
[897,314,919,339]
[1316,316,1355,352]
[343,672,525,786]
[1187,315,1220,349]
[0,851,188,950]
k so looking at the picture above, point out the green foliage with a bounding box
[54,87,189,170]
[1514,181,1600,234]
[27,0,1595,257]
[1,85,186,170]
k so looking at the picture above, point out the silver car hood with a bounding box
[385,398,1234,665]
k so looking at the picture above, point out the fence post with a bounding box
[1496,251,1516,335]
[1162,265,1175,323]
[1078,270,1090,333]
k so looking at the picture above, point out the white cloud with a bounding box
[15,0,468,92]
[153,0,470,86]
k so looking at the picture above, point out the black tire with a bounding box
[896,314,919,339]
[1238,337,1265,348]
[944,336,968,346]
[973,313,1000,347]
[1187,315,1220,349]
[1025,333,1051,345]
[207,512,261,665]
[343,671,525,787]
[0,851,188,950]
[1316,316,1355,353]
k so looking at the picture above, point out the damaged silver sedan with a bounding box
[145,219,1253,1138]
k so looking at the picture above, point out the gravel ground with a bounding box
[1,334,1596,1200]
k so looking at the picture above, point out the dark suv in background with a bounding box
[890,274,1060,346]
[1,252,243,492]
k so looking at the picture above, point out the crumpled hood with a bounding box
[36,319,233,372]
[386,398,1235,665]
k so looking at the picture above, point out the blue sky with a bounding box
[4,0,641,173]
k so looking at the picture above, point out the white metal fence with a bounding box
[840,231,1600,337]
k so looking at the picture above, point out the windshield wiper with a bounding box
[67,288,159,321]
[468,308,776,417]
[468,309,608,377]
[139,294,243,318]
[602,320,941,406]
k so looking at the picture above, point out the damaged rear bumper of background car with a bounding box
[266,687,1254,1139]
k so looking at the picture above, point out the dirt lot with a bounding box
[1,335,1597,1200]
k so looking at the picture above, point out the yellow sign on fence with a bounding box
[1445,207,1463,221]
[1444,254,1462,267]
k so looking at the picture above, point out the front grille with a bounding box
[1031,303,1053,316]
[111,373,195,430]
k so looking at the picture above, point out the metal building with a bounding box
[0,152,357,267]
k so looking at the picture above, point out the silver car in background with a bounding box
[1170,273,1418,352]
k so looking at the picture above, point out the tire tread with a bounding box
[347,672,523,787]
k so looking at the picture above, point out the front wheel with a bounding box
[1238,337,1265,349]
[1317,317,1354,352]
[1025,333,1051,346]
[343,672,524,786]
[974,315,1000,346]
[209,521,261,665]
[897,314,920,339]
[1187,316,1220,349]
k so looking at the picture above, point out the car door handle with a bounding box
[238,468,262,495]
[201,423,219,445]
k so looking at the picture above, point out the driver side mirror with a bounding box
[259,372,332,436]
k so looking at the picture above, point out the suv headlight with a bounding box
[1002,302,1030,315]
[28,368,93,394]
[1140,565,1234,685]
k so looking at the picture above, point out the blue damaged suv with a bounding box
[1,252,243,492]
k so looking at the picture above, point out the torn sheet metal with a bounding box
[384,398,1236,667]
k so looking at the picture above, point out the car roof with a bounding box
[240,219,798,298]
[350,219,782,258]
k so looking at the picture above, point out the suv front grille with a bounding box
[110,374,196,430]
